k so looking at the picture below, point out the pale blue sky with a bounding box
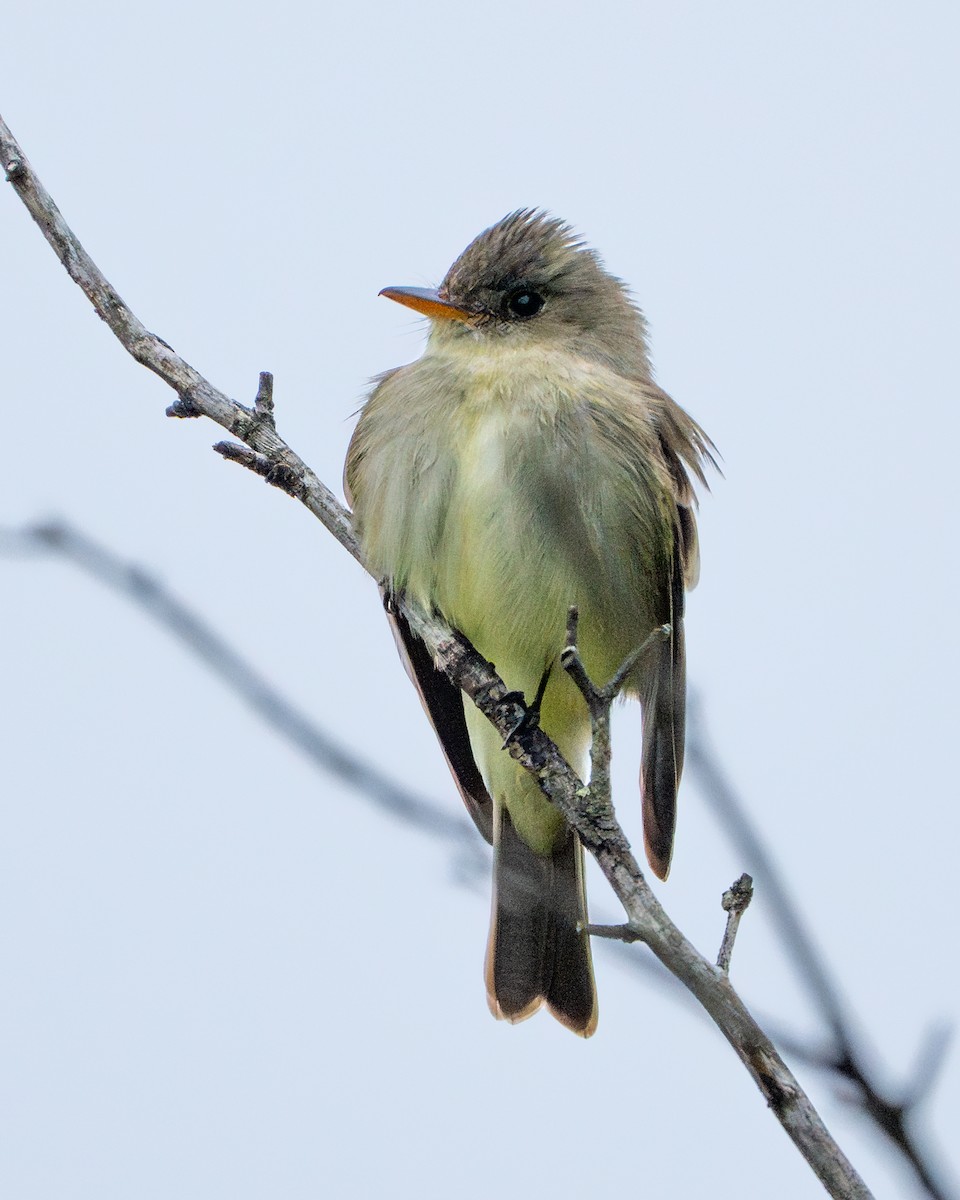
[2,3,958,1197]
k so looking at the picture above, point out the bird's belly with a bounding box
[410,413,657,697]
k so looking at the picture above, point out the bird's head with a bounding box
[380,210,651,378]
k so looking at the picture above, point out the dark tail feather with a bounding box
[485,807,549,1025]
[641,537,688,881]
[545,831,598,1036]
[485,807,597,1037]
[640,633,684,879]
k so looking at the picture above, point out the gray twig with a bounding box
[584,923,645,944]
[560,606,670,811]
[254,371,276,427]
[716,873,754,974]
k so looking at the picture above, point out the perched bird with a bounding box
[345,211,713,1036]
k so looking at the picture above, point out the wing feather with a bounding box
[385,595,494,844]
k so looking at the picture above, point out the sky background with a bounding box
[2,2,958,1197]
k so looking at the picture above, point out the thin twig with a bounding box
[254,371,276,427]
[213,441,274,477]
[717,873,754,973]
[213,440,308,497]
[560,606,670,813]
[584,923,644,944]
[0,111,877,1200]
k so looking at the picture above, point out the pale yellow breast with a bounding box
[352,341,674,691]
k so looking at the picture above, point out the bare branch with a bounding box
[584,923,644,944]
[0,111,877,1199]
[213,440,275,476]
[717,873,754,974]
[254,371,276,427]
[561,606,670,814]
[0,117,355,561]
[213,439,310,500]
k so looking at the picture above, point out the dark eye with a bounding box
[504,288,544,319]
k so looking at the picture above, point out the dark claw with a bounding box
[500,664,552,749]
[500,691,540,749]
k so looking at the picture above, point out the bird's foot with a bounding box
[500,692,540,749]
[499,666,552,750]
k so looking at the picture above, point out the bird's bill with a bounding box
[379,286,476,324]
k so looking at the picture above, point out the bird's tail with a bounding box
[484,805,598,1037]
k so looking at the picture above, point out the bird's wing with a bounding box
[384,592,495,845]
[345,405,494,846]
[637,387,715,878]
[653,389,717,592]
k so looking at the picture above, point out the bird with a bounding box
[344,210,713,1036]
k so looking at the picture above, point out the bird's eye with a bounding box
[504,288,544,319]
